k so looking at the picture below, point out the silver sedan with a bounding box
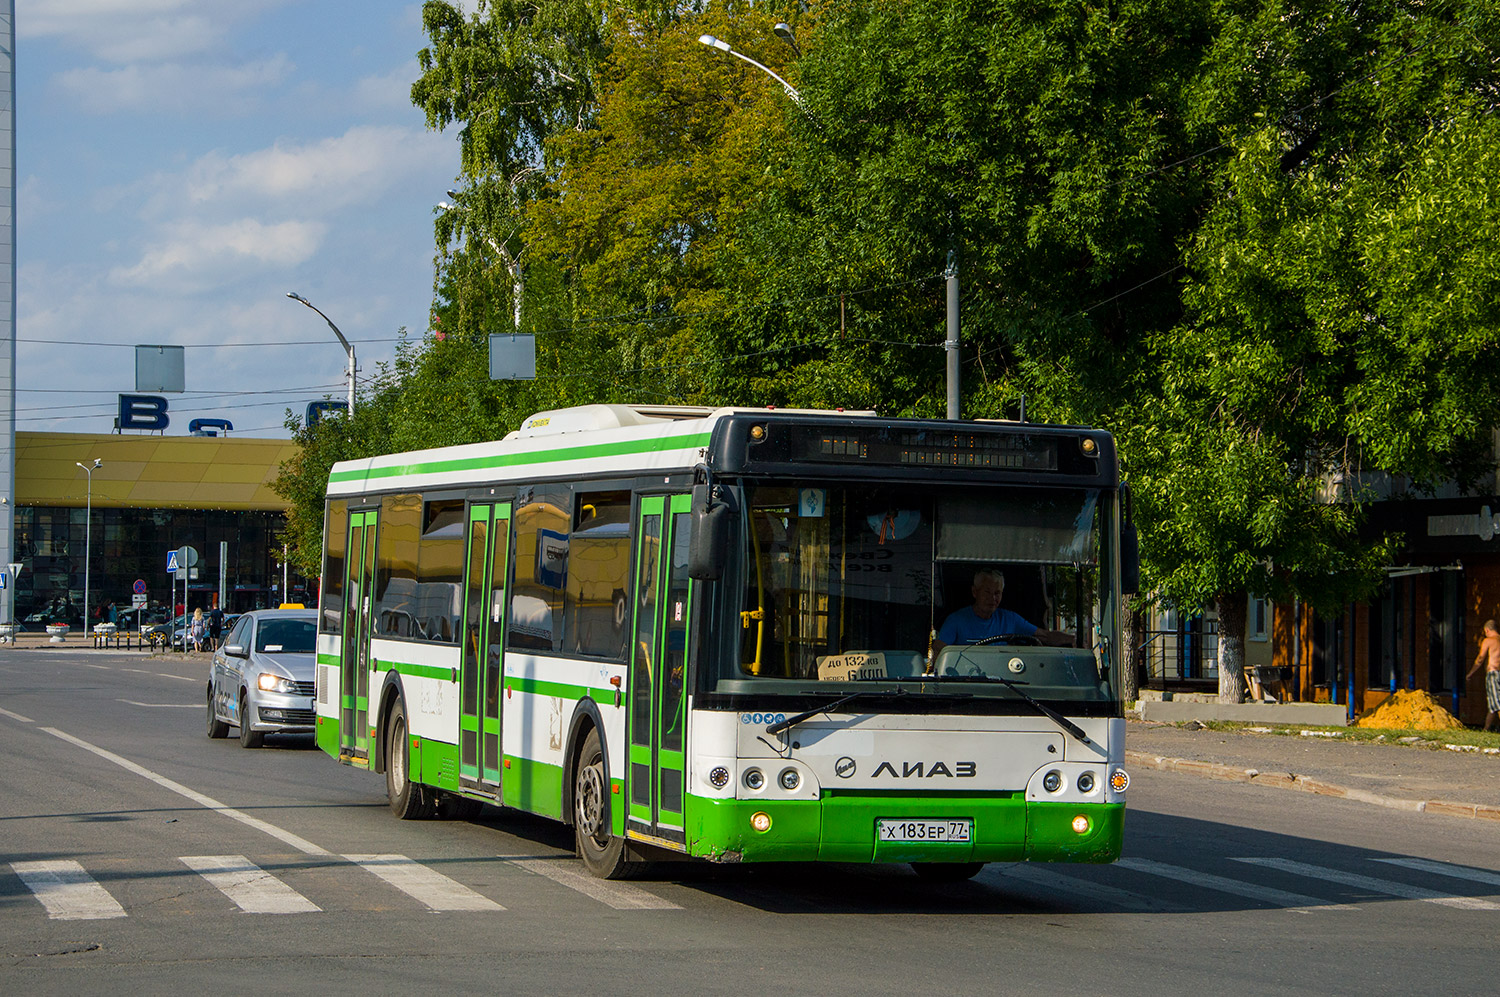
[206,608,317,748]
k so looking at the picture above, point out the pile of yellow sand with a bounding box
[1355,689,1466,731]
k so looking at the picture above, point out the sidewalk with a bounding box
[1127,718,1500,820]
[0,630,207,655]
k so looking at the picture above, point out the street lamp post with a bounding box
[285,293,356,414]
[697,34,804,106]
[76,458,100,632]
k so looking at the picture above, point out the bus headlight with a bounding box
[1072,814,1091,834]
[743,768,765,791]
[1042,770,1063,794]
[778,767,801,791]
[1076,771,1096,794]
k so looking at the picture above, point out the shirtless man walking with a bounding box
[1466,619,1500,732]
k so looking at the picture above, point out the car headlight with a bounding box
[257,673,298,694]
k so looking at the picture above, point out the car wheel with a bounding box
[573,728,637,879]
[238,691,264,748]
[386,699,435,819]
[206,684,229,739]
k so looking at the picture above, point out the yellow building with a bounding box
[12,432,303,627]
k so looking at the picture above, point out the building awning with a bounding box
[16,432,300,511]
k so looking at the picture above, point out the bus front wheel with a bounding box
[573,728,635,879]
[911,861,986,882]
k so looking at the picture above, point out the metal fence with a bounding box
[1139,616,1220,689]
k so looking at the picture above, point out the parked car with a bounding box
[205,608,317,748]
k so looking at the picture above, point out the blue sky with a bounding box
[18,0,477,437]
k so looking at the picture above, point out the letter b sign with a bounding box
[118,394,169,430]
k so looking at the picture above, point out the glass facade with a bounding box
[14,505,310,627]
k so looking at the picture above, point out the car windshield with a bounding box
[707,481,1119,706]
[255,618,316,653]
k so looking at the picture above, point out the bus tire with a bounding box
[911,861,985,882]
[386,699,435,819]
[574,728,635,879]
[206,684,229,738]
[238,692,264,748]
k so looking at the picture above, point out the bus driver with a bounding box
[932,568,1072,653]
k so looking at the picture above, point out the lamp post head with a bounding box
[92,458,102,469]
[286,291,305,303]
[773,22,800,55]
[698,34,731,52]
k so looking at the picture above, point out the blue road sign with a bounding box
[166,550,179,573]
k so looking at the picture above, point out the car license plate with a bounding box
[877,819,972,843]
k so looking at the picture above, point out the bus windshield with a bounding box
[716,482,1119,705]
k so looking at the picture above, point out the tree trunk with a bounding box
[1217,592,1248,703]
[1121,594,1143,704]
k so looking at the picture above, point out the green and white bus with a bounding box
[314,404,1134,880]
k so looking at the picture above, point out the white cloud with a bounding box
[55,55,294,115]
[109,217,326,288]
[21,0,287,63]
[354,61,421,113]
[169,124,453,213]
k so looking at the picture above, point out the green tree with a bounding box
[1129,0,1500,698]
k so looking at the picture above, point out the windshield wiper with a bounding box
[989,676,1093,746]
[886,675,1093,746]
[766,689,908,736]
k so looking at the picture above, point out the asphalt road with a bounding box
[3,647,1498,995]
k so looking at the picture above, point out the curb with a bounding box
[1123,749,1500,822]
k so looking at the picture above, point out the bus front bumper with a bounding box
[686,794,1124,865]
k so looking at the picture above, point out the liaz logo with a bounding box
[870,761,977,779]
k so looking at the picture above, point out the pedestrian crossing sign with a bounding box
[166,550,179,572]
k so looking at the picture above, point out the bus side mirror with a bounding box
[1121,523,1140,595]
[688,483,732,581]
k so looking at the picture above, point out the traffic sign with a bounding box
[166,550,179,572]
[132,578,147,595]
[8,561,21,579]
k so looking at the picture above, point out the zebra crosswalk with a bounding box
[8,851,1500,921]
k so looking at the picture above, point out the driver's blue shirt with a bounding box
[937,606,1038,645]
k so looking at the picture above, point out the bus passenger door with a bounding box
[460,503,511,793]
[627,494,692,842]
[342,509,377,762]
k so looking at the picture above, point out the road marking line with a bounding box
[990,864,1181,912]
[0,706,34,722]
[1117,857,1352,911]
[343,854,504,911]
[179,855,321,914]
[1233,857,1500,910]
[10,860,127,920]
[41,726,331,856]
[117,700,198,708]
[83,664,112,670]
[1374,856,1500,889]
[157,674,197,682]
[508,857,681,909]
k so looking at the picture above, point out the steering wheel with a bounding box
[971,632,1039,647]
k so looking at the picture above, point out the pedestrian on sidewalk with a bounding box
[208,605,224,650]
[1466,619,1500,731]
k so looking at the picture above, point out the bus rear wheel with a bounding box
[386,699,435,819]
[911,862,986,882]
[574,728,635,879]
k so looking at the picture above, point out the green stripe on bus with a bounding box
[506,675,614,703]
[328,431,713,485]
